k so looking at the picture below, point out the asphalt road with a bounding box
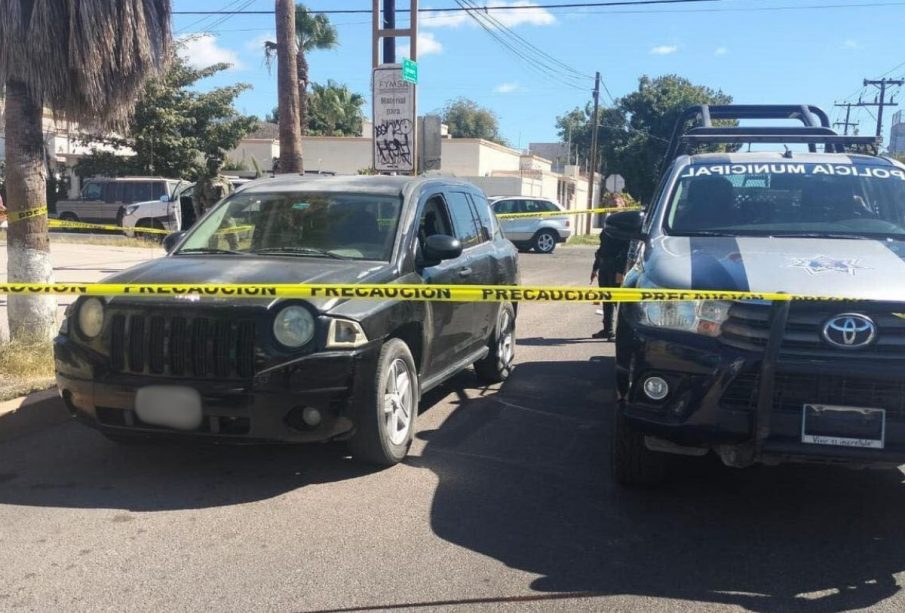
[3,247,905,612]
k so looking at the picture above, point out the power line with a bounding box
[173,0,729,16]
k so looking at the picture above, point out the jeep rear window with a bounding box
[665,162,905,239]
[177,191,403,261]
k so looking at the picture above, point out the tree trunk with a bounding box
[276,0,303,173]
[298,50,308,137]
[4,80,56,342]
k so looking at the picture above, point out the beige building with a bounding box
[226,124,602,233]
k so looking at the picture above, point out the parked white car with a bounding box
[121,178,252,238]
[489,196,572,253]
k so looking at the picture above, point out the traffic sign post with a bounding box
[373,64,416,173]
[402,58,418,84]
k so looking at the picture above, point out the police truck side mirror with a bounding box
[160,195,171,202]
[604,210,645,241]
[163,231,187,254]
[422,234,463,264]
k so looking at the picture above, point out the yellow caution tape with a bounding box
[7,206,48,222]
[0,282,851,303]
[48,219,170,235]
[496,206,642,220]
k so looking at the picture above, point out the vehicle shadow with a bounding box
[411,356,905,612]
[0,420,381,512]
[519,336,603,347]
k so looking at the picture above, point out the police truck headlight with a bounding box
[326,319,368,349]
[639,301,731,337]
[124,205,140,217]
[77,298,105,339]
[273,306,315,348]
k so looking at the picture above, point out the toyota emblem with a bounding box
[822,314,877,349]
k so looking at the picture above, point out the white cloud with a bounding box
[650,45,678,55]
[423,1,555,29]
[494,82,520,93]
[246,32,275,52]
[843,39,860,49]
[418,32,444,56]
[178,34,243,69]
[714,46,728,56]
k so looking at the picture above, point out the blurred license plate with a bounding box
[135,386,203,431]
[801,404,885,449]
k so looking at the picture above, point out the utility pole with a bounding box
[834,101,858,135]
[586,71,601,216]
[858,78,904,142]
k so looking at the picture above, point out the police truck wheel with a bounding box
[474,303,516,384]
[533,229,557,254]
[348,338,419,466]
[611,404,668,486]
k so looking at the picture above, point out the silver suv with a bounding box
[490,196,572,253]
[56,177,181,226]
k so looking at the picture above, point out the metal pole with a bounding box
[586,72,601,225]
[383,0,396,64]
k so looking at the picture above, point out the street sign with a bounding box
[605,174,626,193]
[373,64,416,173]
[402,58,418,84]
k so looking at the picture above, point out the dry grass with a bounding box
[0,229,161,250]
[565,234,600,247]
[0,339,56,401]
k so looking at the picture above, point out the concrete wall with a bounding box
[228,139,279,172]
[300,137,373,174]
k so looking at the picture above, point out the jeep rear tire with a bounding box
[611,404,668,486]
[348,339,419,466]
[474,303,516,384]
[533,229,558,254]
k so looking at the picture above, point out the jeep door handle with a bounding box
[459,267,473,278]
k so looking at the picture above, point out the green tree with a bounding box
[266,81,364,136]
[441,98,507,145]
[265,3,338,138]
[0,1,170,341]
[557,75,733,203]
[76,55,259,181]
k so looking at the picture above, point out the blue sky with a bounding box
[172,0,905,148]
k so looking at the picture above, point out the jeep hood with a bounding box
[644,236,905,301]
[102,255,394,311]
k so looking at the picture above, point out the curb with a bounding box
[0,388,70,443]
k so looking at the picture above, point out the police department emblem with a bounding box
[785,255,870,276]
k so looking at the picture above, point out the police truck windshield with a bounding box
[665,163,905,239]
[176,191,403,261]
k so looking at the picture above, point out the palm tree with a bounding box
[0,1,171,341]
[308,81,365,136]
[266,3,338,137]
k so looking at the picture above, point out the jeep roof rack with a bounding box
[664,104,879,164]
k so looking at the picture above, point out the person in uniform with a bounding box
[195,156,238,249]
[590,218,630,340]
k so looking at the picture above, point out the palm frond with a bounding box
[0,0,171,128]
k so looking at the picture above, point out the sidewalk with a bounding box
[0,239,163,342]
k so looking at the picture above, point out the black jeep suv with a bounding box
[606,105,905,484]
[54,176,519,465]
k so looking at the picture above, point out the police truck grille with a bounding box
[721,302,905,358]
[109,311,255,379]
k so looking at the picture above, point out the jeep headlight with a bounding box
[639,300,731,337]
[273,306,315,348]
[326,319,368,349]
[77,298,105,339]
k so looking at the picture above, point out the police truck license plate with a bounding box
[801,404,885,449]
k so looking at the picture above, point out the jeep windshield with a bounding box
[665,162,905,240]
[176,191,403,261]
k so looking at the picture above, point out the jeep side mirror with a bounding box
[422,234,463,263]
[163,231,187,254]
[604,210,645,241]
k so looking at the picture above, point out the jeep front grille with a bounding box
[109,312,255,379]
